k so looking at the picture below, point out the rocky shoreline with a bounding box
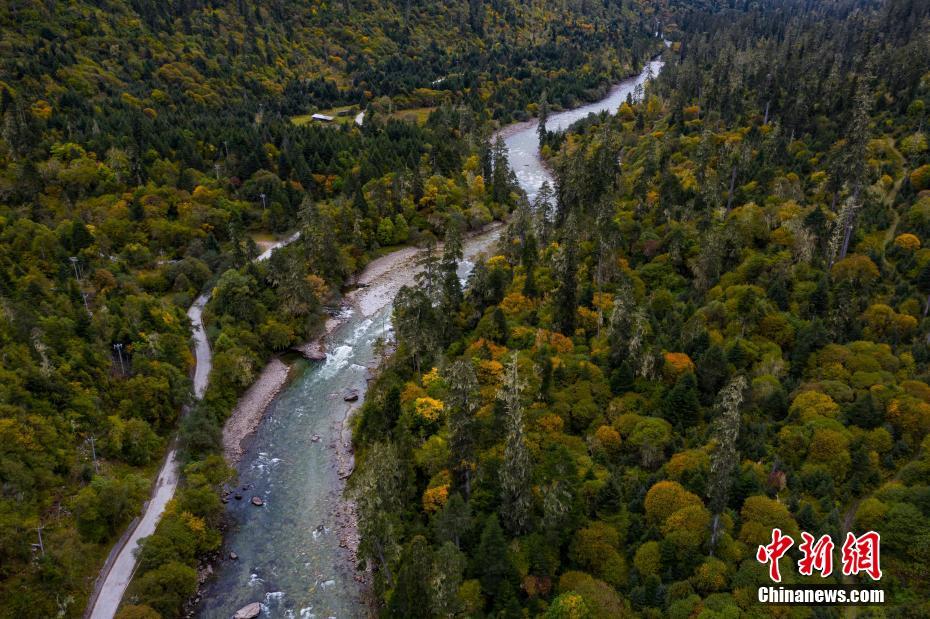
[217,261,406,466]
[219,222,504,465]
[202,222,503,614]
[221,357,292,465]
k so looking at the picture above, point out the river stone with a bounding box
[296,341,326,361]
[233,602,261,619]
[251,496,264,506]
[229,551,238,560]
[198,563,213,584]
[343,388,359,401]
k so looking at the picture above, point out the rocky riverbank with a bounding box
[222,358,292,465]
[220,222,504,464]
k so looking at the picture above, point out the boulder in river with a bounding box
[343,388,359,402]
[251,496,264,506]
[295,340,326,361]
[233,602,262,619]
[229,551,238,561]
[198,563,213,584]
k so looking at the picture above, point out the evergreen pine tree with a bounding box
[790,318,828,379]
[388,535,433,618]
[663,372,701,427]
[697,344,729,404]
[445,360,479,498]
[353,189,369,216]
[552,241,578,335]
[491,135,512,204]
[432,492,471,548]
[492,306,509,344]
[430,542,466,617]
[609,361,635,395]
[533,181,555,242]
[707,375,747,553]
[439,216,464,318]
[352,441,404,588]
[537,90,549,148]
[498,357,532,534]
[474,514,516,601]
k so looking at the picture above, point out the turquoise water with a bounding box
[197,305,387,618]
[197,53,665,619]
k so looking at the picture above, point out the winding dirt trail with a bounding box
[86,235,299,619]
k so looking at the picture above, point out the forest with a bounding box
[0,0,671,616]
[3,0,929,616]
[352,0,930,617]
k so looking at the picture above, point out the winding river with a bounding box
[195,53,666,619]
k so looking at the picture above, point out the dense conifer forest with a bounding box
[0,0,664,615]
[3,0,930,616]
[354,0,930,616]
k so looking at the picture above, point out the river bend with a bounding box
[196,54,665,619]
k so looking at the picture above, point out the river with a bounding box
[196,53,665,619]
[86,299,204,619]
[88,235,299,619]
[502,55,664,202]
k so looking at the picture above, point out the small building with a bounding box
[311,113,334,122]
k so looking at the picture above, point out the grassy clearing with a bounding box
[388,106,436,125]
[291,105,359,126]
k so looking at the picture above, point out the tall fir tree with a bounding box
[498,357,531,534]
[707,375,747,553]
[388,535,433,618]
[552,238,578,336]
[537,90,549,147]
[445,360,479,498]
[491,135,513,204]
[474,514,517,602]
[430,542,467,617]
[439,215,464,319]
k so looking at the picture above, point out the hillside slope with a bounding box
[0,0,666,616]
[352,0,930,615]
